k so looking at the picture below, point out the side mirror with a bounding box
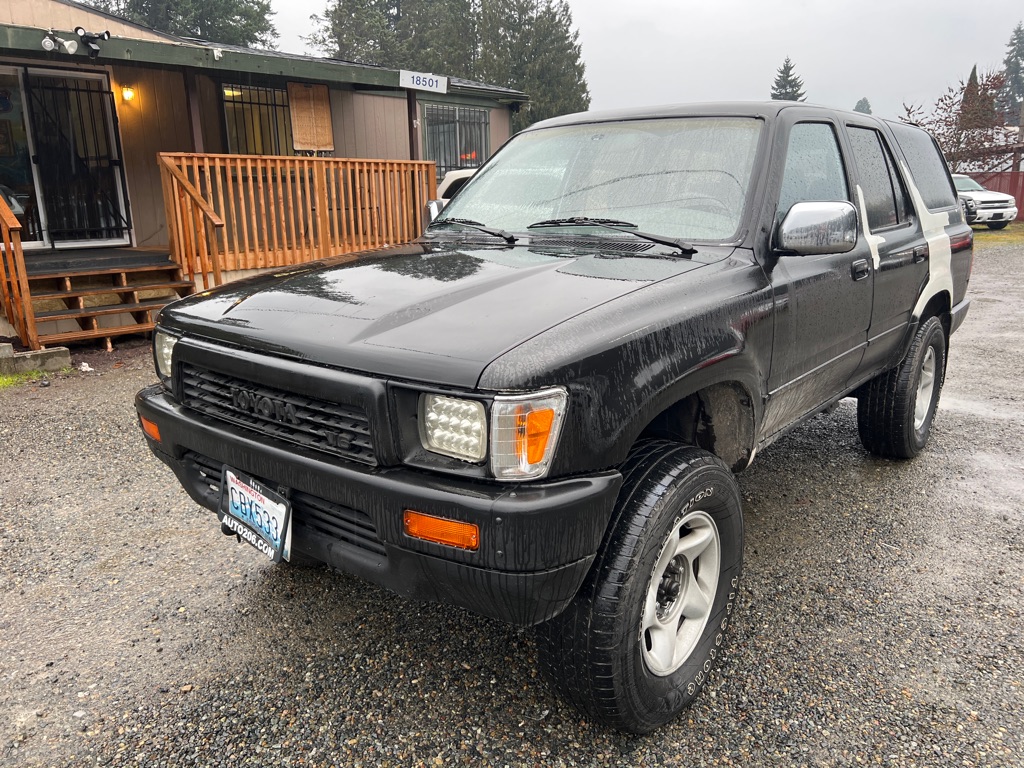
[776,201,858,255]
[425,199,446,223]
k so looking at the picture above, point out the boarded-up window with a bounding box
[287,82,334,153]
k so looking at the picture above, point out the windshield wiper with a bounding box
[428,217,518,244]
[529,216,639,228]
[527,217,696,255]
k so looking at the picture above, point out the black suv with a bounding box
[137,102,972,732]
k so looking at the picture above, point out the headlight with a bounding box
[419,394,487,462]
[490,388,568,480]
[154,329,178,383]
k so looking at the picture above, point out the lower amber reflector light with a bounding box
[140,416,161,443]
[404,510,479,551]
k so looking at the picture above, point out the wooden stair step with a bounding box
[31,280,194,300]
[39,322,156,346]
[35,298,172,321]
[27,263,183,281]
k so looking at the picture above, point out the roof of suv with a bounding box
[529,101,899,131]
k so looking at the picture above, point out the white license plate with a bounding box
[219,467,291,562]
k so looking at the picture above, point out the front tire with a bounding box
[536,442,743,733]
[857,315,946,459]
[986,221,1009,230]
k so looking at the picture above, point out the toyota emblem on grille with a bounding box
[230,387,301,426]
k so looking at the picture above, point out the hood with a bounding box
[163,242,716,388]
[960,189,1015,205]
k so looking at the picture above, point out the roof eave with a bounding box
[1,22,528,101]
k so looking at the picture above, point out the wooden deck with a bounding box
[3,152,438,350]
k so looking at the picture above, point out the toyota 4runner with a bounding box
[136,102,972,733]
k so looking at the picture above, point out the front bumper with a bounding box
[972,206,1017,224]
[136,385,621,626]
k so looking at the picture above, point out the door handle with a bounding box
[913,245,929,263]
[851,259,870,281]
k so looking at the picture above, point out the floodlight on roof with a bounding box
[41,32,79,55]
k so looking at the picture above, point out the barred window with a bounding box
[223,84,293,155]
[423,105,489,180]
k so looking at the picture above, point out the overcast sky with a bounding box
[269,0,1020,121]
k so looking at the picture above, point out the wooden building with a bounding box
[0,0,527,349]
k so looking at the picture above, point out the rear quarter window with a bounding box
[888,123,958,211]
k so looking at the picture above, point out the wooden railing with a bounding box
[0,195,38,350]
[159,153,437,286]
[159,157,226,290]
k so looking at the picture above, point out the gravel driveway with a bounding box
[1,242,1021,767]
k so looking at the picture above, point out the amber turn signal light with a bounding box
[403,510,479,551]
[140,416,161,443]
[516,406,555,465]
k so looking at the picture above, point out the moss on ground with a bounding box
[972,221,1024,247]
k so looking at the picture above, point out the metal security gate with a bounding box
[422,104,490,181]
[24,70,131,246]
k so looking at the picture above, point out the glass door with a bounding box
[24,69,131,247]
[0,67,46,246]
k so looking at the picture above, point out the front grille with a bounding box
[180,364,376,466]
[185,452,386,557]
[978,201,1011,209]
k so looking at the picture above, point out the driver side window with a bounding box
[777,123,849,220]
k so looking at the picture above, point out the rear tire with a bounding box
[857,315,946,459]
[536,441,743,733]
[986,221,1009,230]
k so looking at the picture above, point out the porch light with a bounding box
[121,85,137,102]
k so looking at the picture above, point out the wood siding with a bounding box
[196,75,227,154]
[3,0,174,42]
[331,91,411,160]
[490,106,511,152]
[111,65,193,247]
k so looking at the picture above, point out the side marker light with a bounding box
[403,510,479,551]
[140,416,161,443]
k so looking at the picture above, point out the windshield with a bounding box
[954,176,984,192]
[438,117,763,242]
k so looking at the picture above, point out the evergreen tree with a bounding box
[399,0,478,76]
[307,0,470,69]
[770,57,806,101]
[87,0,276,48]
[960,64,998,130]
[308,0,590,131]
[306,0,403,66]
[477,0,589,131]
[853,97,872,114]
[902,68,1013,172]
[1000,21,1024,124]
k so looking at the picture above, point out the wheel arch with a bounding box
[634,370,760,473]
[917,289,951,340]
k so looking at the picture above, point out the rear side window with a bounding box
[847,126,911,230]
[888,122,957,211]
